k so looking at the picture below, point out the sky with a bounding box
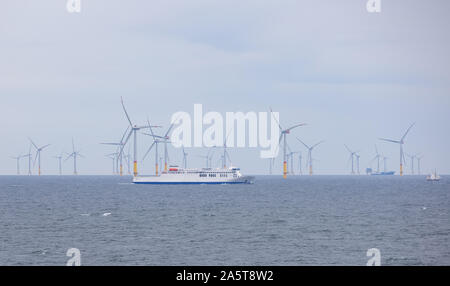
[1,0,449,175]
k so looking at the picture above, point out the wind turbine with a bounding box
[290,152,299,175]
[268,157,275,175]
[297,138,324,175]
[382,156,389,173]
[28,138,50,176]
[345,145,358,174]
[182,146,188,169]
[54,152,63,175]
[10,155,23,175]
[66,138,84,175]
[196,154,210,168]
[222,129,233,169]
[416,155,423,175]
[106,153,118,175]
[379,123,415,176]
[371,145,382,173]
[142,117,174,175]
[270,108,306,179]
[286,144,299,175]
[298,153,303,175]
[125,145,131,174]
[23,144,33,175]
[355,153,361,175]
[101,126,129,176]
[406,153,416,175]
[120,97,160,177]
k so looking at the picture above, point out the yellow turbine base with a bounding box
[164,163,167,172]
[133,161,137,177]
[155,164,159,176]
[400,164,403,176]
[283,161,287,179]
[120,165,123,176]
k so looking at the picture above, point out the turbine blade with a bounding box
[344,144,352,153]
[311,140,324,149]
[296,137,309,149]
[401,122,415,141]
[164,119,177,138]
[28,137,38,149]
[120,126,130,143]
[40,144,51,150]
[65,153,74,161]
[269,107,283,130]
[119,130,133,158]
[379,138,401,144]
[120,96,133,127]
[33,152,38,167]
[285,123,307,132]
[147,117,156,138]
[142,141,156,161]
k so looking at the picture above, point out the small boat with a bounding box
[426,170,441,181]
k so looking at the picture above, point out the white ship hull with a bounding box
[133,167,254,184]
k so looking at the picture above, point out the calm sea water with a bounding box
[0,175,449,266]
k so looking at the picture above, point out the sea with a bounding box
[0,175,449,265]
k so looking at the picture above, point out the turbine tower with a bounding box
[222,129,233,169]
[372,145,382,173]
[379,123,415,176]
[125,146,131,174]
[29,138,50,176]
[66,138,84,175]
[298,153,303,175]
[120,97,160,177]
[382,156,389,173]
[106,153,118,175]
[344,145,358,174]
[10,155,23,175]
[270,108,306,179]
[268,157,275,175]
[196,154,210,168]
[406,153,416,175]
[417,155,423,175]
[355,153,361,175]
[182,146,188,169]
[297,138,324,175]
[286,145,299,175]
[23,144,33,175]
[54,153,63,175]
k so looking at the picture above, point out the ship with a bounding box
[426,170,441,181]
[371,171,395,176]
[133,166,255,184]
[366,168,395,176]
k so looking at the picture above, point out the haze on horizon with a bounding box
[1,0,449,175]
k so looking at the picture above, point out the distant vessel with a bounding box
[133,166,254,184]
[366,168,395,176]
[426,170,441,181]
[371,171,395,176]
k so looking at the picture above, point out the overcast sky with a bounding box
[1,0,449,175]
